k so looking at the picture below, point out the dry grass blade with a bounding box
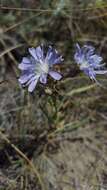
[0,131,45,190]
[0,44,23,58]
[65,84,96,96]
[1,4,107,12]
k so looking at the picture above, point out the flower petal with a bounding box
[49,71,62,80]
[75,43,81,53]
[53,56,64,64]
[18,73,34,84]
[82,45,95,55]
[22,57,31,64]
[40,73,47,84]
[35,46,44,60]
[95,70,107,74]
[25,75,39,86]
[88,69,96,79]
[74,44,85,64]
[29,47,38,61]
[28,78,38,92]
[29,46,43,61]
[89,55,103,66]
[46,46,63,65]
[19,63,35,70]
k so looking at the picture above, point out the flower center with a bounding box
[80,61,89,70]
[41,62,49,73]
[35,61,49,75]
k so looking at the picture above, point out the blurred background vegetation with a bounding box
[1,0,107,189]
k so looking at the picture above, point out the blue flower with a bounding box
[18,45,63,92]
[74,43,107,83]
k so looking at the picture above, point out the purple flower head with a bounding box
[18,45,63,92]
[74,43,107,83]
